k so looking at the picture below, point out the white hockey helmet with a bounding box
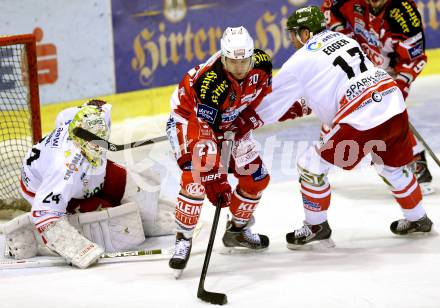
[68,105,110,167]
[220,26,254,60]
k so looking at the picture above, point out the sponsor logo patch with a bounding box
[222,109,240,123]
[371,91,382,102]
[64,153,82,180]
[234,48,245,58]
[185,183,205,196]
[51,127,64,148]
[197,103,218,124]
[306,41,323,51]
[302,196,321,212]
[252,164,269,181]
[408,42,423,59]
[354,21,380,47]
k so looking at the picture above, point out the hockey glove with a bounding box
[177,152,193,171]
[201,171,231,208]
[231,107,264,140]
[278,98,312,122]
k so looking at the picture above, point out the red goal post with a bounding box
[0,34,41,218]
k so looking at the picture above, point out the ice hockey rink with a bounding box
[1,75,440,308]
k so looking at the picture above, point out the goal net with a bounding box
[0,34,41,218]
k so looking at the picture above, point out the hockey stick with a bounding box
[0,247,175,269]
[196,132,234,305]
[72,127,167,151]
[409,122,440,167]
[1,223,206,270]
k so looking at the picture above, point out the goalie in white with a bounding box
[3,100,173,268]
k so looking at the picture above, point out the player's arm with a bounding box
[321,0,353,34]
[387,1,427,99]
[255,60,308,125]
[251,49,273,106]
[278,98,312,122]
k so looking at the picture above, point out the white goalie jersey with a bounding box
[20,105,112,227]
[5,103,174,263]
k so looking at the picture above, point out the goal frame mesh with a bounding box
[0,34,41,219]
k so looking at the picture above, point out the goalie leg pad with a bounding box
[67,202,146,253]
[120,166,173,237]
[2,213,38,259]
[2,213,57,259]
[38,218,104,269]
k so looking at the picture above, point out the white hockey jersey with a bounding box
[20,105,112,225]
[257,30,406,131]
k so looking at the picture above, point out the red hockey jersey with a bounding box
[171,49,272,133]
[322,0,427,98]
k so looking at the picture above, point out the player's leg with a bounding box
[286,146,334,249]
[168,170,204,271]
[408,132,433,195]
[223,156,270,251]
[373,111,432,234]
[287,123,373,248]
[375,164,432,234]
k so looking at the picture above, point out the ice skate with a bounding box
[169,233,192,279]
[286,220,335,250]
[390,214,433,235]
[221,216,269,254]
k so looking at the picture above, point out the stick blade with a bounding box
[197,289,227,305]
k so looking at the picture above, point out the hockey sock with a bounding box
[301,181,331,225]
[229,190,260,227]
[175,193,203,238]
[391,175,424,221]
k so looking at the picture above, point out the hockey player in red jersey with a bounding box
[166,26,272,276]
[256,6,433,248]
[321,0,433,194]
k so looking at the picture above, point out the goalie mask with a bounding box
[220,26,254,80]
[68,106,110,167]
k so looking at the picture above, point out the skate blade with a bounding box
[173,269,184,279]
[219,246,268,255]
[287,238,336,251]
[420,183,435,196]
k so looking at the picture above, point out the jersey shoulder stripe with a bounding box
[253,49,272,74]
[193,59,230,106]
[385,0,423,37]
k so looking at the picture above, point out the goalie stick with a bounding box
[196,132,234,306]
[72,127,167,151]
[409,122,440,167]
[1,223,205,270]
[0,247,176,269]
